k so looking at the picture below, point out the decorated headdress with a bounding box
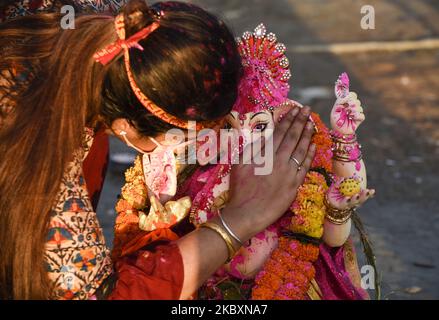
[94,14,216,130]
[233,24,291,114]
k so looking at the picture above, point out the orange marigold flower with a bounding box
[299,244,320,261]
[283,272,310,291]
[121,178,148,209]
[310,112,333,172]
[115,199,133,213]
[252,286,275,300]
[255,271,283,292]
[271,248,295,266]
[276,283,305,300]
[264,259,289,278]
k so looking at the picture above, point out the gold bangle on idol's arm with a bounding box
[324,196,354,225]
[198,222,238,263]
[330,133,362,163]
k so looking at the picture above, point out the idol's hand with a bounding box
[223,105,316,243]
[330,91,365,135]
[326,175,375,211]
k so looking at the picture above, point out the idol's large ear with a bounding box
[272,100,304,123]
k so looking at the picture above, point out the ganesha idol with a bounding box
[112,24,376,300]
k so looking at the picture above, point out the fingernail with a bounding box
[292,108,300,116]
[302,106,311,116]
[310,143,316,151]
[306,121,314,130]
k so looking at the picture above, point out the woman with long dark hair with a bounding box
[0,0,316,299]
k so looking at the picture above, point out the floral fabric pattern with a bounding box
[45,129,113,300]
[0,0,127,23]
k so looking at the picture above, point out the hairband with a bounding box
[94,14,216,130]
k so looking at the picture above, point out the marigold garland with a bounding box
[252,238,318,300]
[290,172,328,238]
[251,113,332,300]
[112,156,150,260]
[310,112,333,173]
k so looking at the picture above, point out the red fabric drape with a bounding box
[109,241,184,300]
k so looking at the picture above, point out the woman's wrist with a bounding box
[198,221,238,262]
[217,211,244,247]
[218,206,258,246]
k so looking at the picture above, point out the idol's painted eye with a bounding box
[253,122,268,132]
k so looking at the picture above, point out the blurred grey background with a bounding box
[97,0,439,300]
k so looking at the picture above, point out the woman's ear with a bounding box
[110,118,132,137]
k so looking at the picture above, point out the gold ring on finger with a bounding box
[290,156,302,171]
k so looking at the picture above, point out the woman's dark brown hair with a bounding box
[0,0,241,299]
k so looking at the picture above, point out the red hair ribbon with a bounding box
[94,22,159,66]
